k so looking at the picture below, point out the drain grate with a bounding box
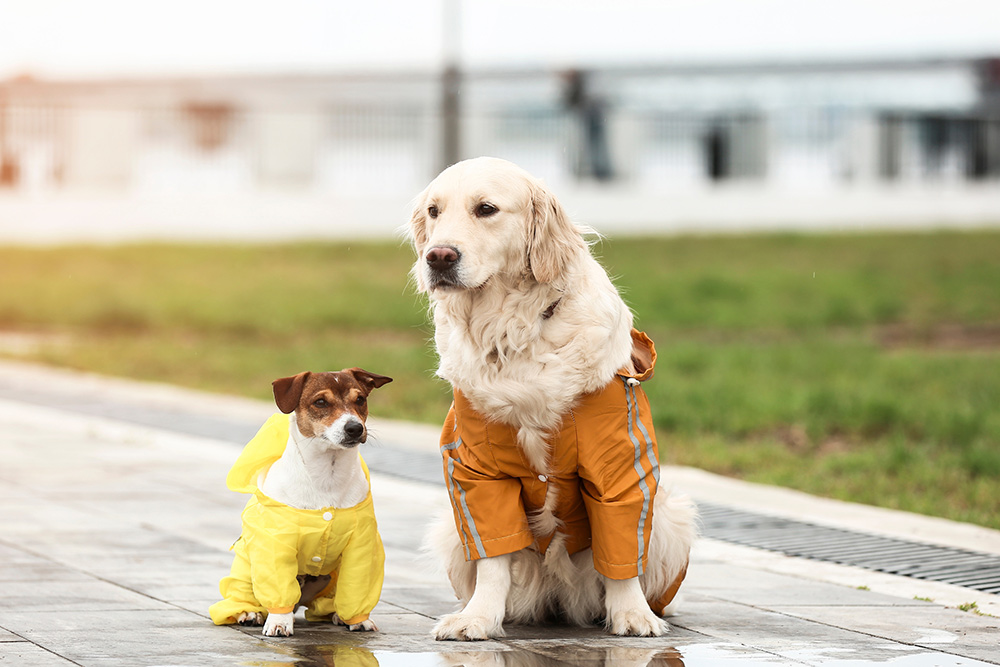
[698,501,1000,595]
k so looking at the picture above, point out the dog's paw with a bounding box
[236,611,264,626]
[432,613,505,641]
[262,612,294,637]
[607,607,670,637]
[348,619,379,632]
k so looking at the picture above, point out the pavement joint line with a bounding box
[378,602,442,620]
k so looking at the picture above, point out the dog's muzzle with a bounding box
[341,419,365,446]
[425,245,463,290]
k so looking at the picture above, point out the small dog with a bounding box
[409,157,696,640]
[209,368,392,637]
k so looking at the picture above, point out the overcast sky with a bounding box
[1,0,999,79]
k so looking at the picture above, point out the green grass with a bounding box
[1,231,999,529]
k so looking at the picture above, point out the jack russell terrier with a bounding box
[209,368,392,637]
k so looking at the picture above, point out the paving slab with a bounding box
[684,561,933,608]
[1,362,999,666]
[0,642,78,666]
[0,609,291,666]
[773,605,1000,664]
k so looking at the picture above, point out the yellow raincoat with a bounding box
[209,413,385,626]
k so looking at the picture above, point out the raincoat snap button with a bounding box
[311,556,322,563]
[322,512,333,521]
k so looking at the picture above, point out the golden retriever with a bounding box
[409,156,696,640]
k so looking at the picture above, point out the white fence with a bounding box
[3,104,999,194]
[1,102,999,242]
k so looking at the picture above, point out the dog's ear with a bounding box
[272,372,311,414]
[528,182,585,283]
[408,190,429,250]
[408,188,431,293]
[348,368,393,393]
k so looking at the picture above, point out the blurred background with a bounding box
[1,0,999,241]
[1,0,999,528]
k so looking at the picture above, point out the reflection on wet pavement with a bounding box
[242,643,999,666]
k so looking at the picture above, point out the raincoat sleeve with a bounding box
[241,500,303,614]
[333,508,385,625]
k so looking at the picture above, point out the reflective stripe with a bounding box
[444,456,471,560]
[623,377,653,576]
[441,437,486,560]
[631,384,661,486]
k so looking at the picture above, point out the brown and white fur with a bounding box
[408,157,696,640]
[237,368,392,637]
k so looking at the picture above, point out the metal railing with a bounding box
[1,103,998,194]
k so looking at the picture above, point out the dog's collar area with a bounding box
[542,299,561,320]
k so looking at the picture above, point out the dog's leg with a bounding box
[262,611,294,637]
[332,611,378,632]
[236,611,264,626]
[433,553,512,640]
[604,576,669,637]
[348,619,379,632]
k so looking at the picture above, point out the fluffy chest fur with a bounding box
[431,256,634,436]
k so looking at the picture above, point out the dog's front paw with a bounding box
[433,613,505,641]
[236,611,264,626]
[262,612,294,637]
[607,607,669,637]
[348,619,378,632]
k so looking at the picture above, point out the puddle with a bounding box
[242,643,999,666]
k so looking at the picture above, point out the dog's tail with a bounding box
[642,489,698,616]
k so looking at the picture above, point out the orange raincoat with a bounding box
[440,330,667,584]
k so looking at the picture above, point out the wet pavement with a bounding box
[0,359,998,666]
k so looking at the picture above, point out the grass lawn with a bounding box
[1,231,998,529]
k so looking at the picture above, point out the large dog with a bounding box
[409,157,696,640]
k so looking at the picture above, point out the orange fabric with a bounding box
[649,561,688,613]
[440,330,661,581]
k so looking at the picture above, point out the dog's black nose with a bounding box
[344,420,364,441]
[425,245,460,273]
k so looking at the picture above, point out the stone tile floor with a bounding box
[0,362,997,666]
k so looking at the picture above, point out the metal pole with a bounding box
[440,0,461,172]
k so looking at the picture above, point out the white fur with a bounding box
[260,412,369,511]
[262,611,294,637]
[433,553,513,640]
[410,157,697,640]
[332,613,379,632]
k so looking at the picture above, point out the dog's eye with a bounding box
[313,398,328,408]
[427,205,439,219]
[475,202,498,218]
[355,395,367,406]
